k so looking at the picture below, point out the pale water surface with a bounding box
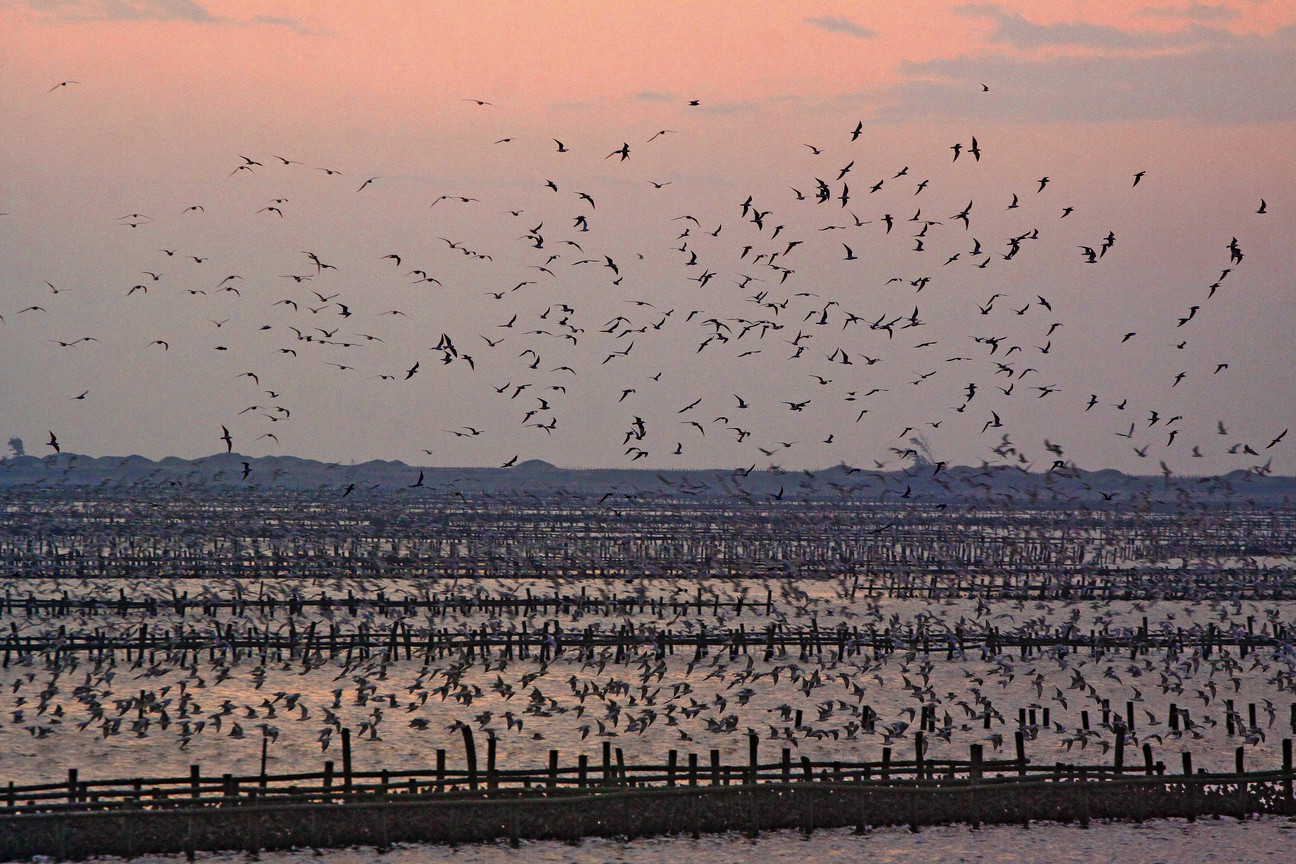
[22,819,1294,864]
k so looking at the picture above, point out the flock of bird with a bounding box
[4,85,1287,478]
[2,573,1294,786]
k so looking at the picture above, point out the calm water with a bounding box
[23,819,1295,864]
[5,573,1296,861]
[4,587,1293,785]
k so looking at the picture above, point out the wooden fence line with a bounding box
[2,749,1294,860]
[8,571,1296,616]
[3,617,1291,667]
[8,566,1296,600]
[4,496,1295,596]
[5,732,1291,816]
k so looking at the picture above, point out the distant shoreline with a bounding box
[2,452,1293,505]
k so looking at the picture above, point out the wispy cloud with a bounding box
[691,100,763,116]
[253,14,331,37]
[877,22,1296,124]
[633,91,678,104]
[26,2,332,34]
[805,13,877,40]
[26,0,219,22]
[1136,3,1240,23]
[953,3,1232,51]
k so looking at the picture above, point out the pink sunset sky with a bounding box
[2,1,1294,475]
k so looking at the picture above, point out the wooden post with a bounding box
[487,734,498,790]
[1015,730,1026,776]
[667,749,677,788]
[968,743,984,830]
[1237,746,1248,818]
[462,724,478,791]
[748,733,759,785]
[191,765,201,800]
[1283,739,1292,803]
[549,750,559,789]
[259,736,269,788]
[602,741,612,785]
[341,728,353,796]
[711,749,722,786]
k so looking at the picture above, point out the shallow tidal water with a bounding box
[19,818,1293,864]
[5,570,1296,861]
